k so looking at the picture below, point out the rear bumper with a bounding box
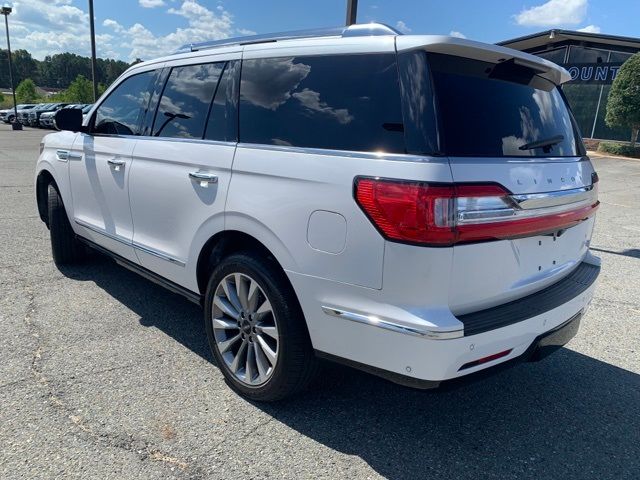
[295,255,599,387]
[459,260,599,336]
[317,310,583,389]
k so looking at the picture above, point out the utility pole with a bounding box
[1,5,22,130]
[346,0,357,26]
[88,0,98,101]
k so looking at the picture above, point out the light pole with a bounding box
[1,4,22,130]
[88,0,98,102]
[346,0,358,26]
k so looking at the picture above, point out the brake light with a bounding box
[354,177,599,247]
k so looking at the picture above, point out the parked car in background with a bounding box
[36,24,600,401]
[28,103,69,127]
[0,104,36,124]
[19,103,46,125]
[40,104,89,129]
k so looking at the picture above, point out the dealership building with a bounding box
[499,30,640,141]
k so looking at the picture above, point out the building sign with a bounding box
[561,62,624,85]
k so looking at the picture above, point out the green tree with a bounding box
[606,53,640,147]
[12,50,39,84]
[65,75,94,103]
[15,78,39,103]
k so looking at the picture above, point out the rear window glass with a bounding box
[425,53,580,157]
[239,54,405,153]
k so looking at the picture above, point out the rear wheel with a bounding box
[204,252,317,401]
[47,183,84,266]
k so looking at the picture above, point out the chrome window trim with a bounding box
[136,136,237,147]
[74,219,186,267]
[79,134,237,148]
[237,142,447,163]
[321,306,464,340]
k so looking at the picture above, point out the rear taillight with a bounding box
[354,177,599,247]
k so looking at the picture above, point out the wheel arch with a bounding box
[36,168,56,226]
[196,230,293,296]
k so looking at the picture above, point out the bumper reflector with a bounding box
[459,349,513,371]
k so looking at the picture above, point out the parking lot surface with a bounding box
[1,123,639,479]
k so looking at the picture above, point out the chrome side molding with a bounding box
[74,219,186,267]
[321,306,463,340]
[132,242,186,267]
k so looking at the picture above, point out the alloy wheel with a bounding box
[212,273,279,386]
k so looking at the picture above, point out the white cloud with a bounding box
[8,0,94,59]
[103,0,237,61]
[292,88,354,125]
[514,0,588,27]
[578,24,601,33]
[103,19,124,34]
[139,0,165,7]
[449,31,467,39]
[237,28,257,36]
[241,57,311,110]
[7,0,249,62]
[395,21,411,34]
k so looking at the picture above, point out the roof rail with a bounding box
[175,23,401,54]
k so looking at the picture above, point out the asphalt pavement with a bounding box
[1,123,638,479]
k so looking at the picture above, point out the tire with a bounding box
[204,252,317,401]
[8,115,15,124]
[47,183,84,266]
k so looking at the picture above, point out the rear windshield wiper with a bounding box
[519,135,564,153]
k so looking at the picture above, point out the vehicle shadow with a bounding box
[59,256,639,480]
[590,246,640,259]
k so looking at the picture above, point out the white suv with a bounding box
[36,24,600,401]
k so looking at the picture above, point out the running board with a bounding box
[76,236,203,306]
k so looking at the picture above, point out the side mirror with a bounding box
[54,108,85,132]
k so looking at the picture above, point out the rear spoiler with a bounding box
[396,35,571,86]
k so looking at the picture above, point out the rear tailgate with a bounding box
[395,36,598,315]
[448,157,596,314]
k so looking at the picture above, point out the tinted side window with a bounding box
[140,68,169,137]
[239,54,405,153]
[93,71,156,135]
[153,63,223,139]
[205,60,239,142]
[397,51,440,155]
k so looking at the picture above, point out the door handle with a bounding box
[189,171,218,187]
[107,159,126,171]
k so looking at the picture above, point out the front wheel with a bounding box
[47,183,85,266]
[204,252,317,401]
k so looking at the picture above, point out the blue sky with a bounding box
[5,0,640,61]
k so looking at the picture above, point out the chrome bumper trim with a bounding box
[321,306,464,340]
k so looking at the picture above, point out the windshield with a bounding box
[398,51,582,158]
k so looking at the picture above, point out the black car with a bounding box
[28,103,69,127]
